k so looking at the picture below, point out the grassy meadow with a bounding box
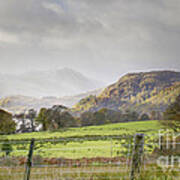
[0,120,161,159]
[1,120,161,140]
[1,120,179,180]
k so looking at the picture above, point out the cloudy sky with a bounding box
[0,0,180,83]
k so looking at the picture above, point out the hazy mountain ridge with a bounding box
[0,68,104,98]
[74,71,180,113]
[0,89,102,113]
[1,70,180,115]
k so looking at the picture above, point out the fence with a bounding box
[0,133,179,180]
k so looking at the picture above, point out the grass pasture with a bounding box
[0,121,161,159]
[1,120,161,140]
[1,120,179,179]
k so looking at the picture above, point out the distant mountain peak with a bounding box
[60,67,76,72]
[0,68,104,98]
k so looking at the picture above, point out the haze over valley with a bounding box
[0,67,104,98]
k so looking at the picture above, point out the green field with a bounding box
[1,120,161,140]
[0,121,161,159]
[1,120,179,180]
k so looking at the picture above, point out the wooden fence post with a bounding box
[130,133,144,180]
[24,138,35,180]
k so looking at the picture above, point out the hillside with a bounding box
[0,68,104,98]
[74,71,180,114]
[0,89,102,113]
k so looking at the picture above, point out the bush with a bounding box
[0,109,16,134]
[1,141,13,156]
[160,95,180,132]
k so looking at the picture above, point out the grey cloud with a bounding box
[0,0,180,83]
[1,0,179,45]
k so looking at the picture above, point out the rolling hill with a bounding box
[74,71,180,114]
[0,89,102,113]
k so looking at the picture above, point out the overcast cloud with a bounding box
[0,0,180,83]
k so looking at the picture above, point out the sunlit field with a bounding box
[1,120,161,140]
[1,121,179,179]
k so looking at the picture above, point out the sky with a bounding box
[0,0,180,83]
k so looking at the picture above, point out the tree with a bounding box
[47,105,75,129]
[123,110,139,122]
[26,109,37,132]
[110,111,123,123]
[80,109,109,126]
[160,95,180,132]
[140,113,150,121]
[58,111,77,128]
[80,112,94,126]
[98,108,123,123]
[36,108,49,131]
[36,105,77,130]
[93,111,106,125]
[150,111,162,120]
[0,109,16,134]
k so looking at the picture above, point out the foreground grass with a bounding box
[0,121,179,179]
[0,165,179,180]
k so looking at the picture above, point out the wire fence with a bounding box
[0,134,179,180]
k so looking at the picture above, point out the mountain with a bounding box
[0,89,102,113]
[0,68,104,98]
[74,71,180,114]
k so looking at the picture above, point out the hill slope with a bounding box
[74,71,180,113]
[0,89,102,113]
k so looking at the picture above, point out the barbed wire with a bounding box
[0,134,179,180]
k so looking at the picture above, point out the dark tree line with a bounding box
[1,105,152,134]
[35,106,150,131]
[36,105,77,131]
[160,95,180,132]
[78,108,150,127]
